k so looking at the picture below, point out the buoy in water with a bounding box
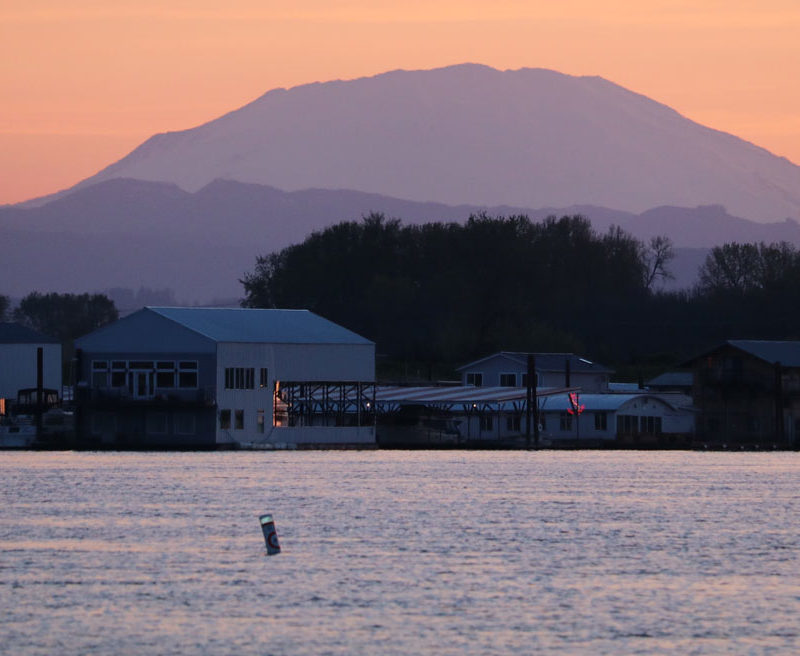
[259,514,281,555]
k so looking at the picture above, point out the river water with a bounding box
[1,451,798,655]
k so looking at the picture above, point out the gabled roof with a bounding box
[456,351,613,374]
[683,340,800,368]
[727,340,800,367]
[148,307,373,345]
[0,322,59,344]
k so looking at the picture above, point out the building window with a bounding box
[156,371,175,388]
[225,367,255,390]
[480,415,493,431]
[499,373,517,387]
[220,409,231,430]
[257,410,265,433]
[175,413,196,435]
[235,409,244,430]
[640,416,662,435]
[178,361,198,388]
[560,412,572,431]
[506,415,521,431]
[91,361,109,388]
[466,373,483,387]
[594,412,607,431]
[260,368,268,388]
[617,415,637,435]
[146,412,168,435]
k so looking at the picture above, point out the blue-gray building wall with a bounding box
[75,310,219,447]
[459,354,609,391]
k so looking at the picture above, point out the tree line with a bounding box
[241,213,800,375]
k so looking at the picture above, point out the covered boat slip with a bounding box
[374,385,567,447]
[372,386,693,448]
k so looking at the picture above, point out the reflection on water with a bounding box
[1,451,799,655]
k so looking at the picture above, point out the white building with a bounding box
[74,307,375,448]
[0,323,61,414]
[457,351,612,392]
[536,392,695,445]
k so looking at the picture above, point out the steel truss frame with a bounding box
[273,381,376,427]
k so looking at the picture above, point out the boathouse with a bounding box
[74,307,375,448]
[683,340,800,446]
[373,386,693,447]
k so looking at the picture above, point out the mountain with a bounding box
[4,178,800,301]
[34,63,800,222]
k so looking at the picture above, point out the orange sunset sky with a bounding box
[2,0,799,206]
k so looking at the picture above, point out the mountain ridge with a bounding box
[4,177,800,301]
[19,64,800,220]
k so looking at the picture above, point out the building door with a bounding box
[134,371,153,399]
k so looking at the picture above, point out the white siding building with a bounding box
[457,351,612,392]
[74,307,375,448]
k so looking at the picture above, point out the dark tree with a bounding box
[0,294,8,322]
[641,235,675,290]
[242,213,654,365]
[14,292,118,341]
[697,243,763,295]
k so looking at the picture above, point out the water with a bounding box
[1,451,799,655]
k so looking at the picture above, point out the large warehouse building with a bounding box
[74,307,375,448]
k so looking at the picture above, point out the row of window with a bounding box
[224,367,268,390]
[92,360,198,389]
[466,372,538,387]
[219,408,266,433]
[618,414,662,435]
[478,412,610,432]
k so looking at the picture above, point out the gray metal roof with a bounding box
[682,340,800,368]
[375,385,571,405]
[372,386,682,413]
[149,307,373,345]
[647,372,693,388]
[0,322,59,344]
[727,340,800,367]
[456,351,613,373]
[374,385,573,412]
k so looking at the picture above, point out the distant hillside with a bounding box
[31,64,800,222]
[3,178,800,301]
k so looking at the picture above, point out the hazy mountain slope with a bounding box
[55,64,800,222]
[4,178,800,301]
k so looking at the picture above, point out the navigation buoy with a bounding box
[259,514,281,555]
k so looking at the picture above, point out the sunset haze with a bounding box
[2,0,799,205]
